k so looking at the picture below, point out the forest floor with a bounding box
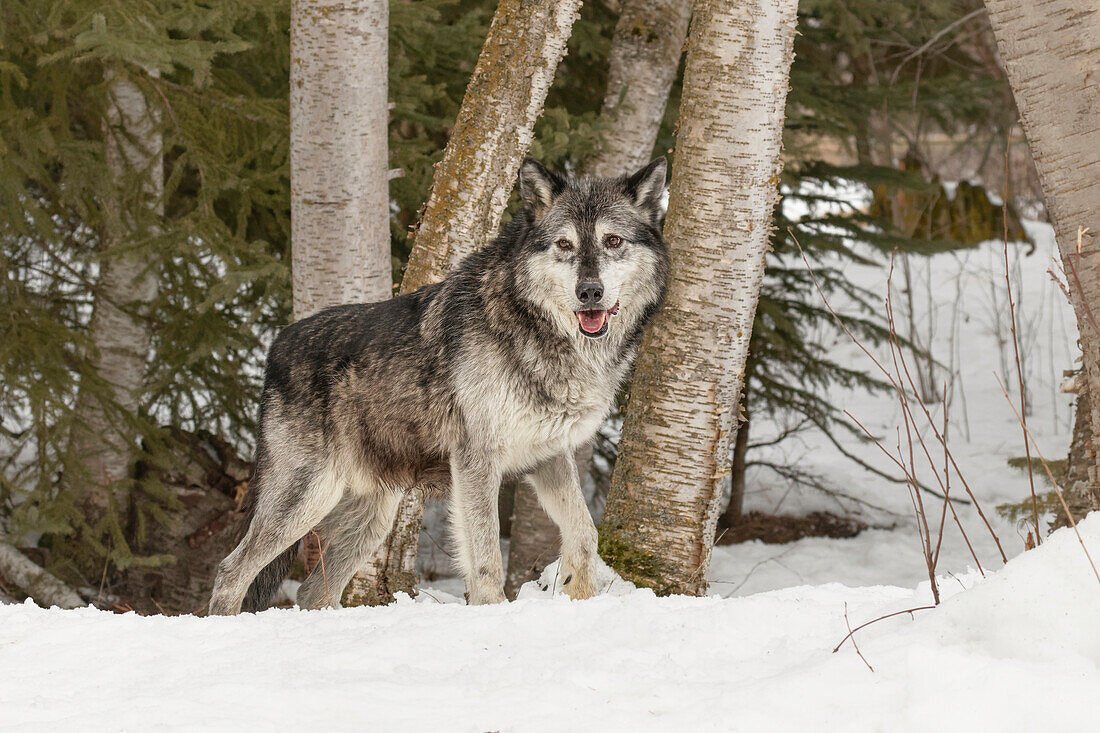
[3,223,1098,731]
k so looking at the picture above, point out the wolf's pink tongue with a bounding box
[578,310,607,333]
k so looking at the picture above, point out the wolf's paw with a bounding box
[467,582,507,605]
[560,558,597,600]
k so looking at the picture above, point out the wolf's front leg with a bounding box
[527,452,598,600]
[450,448,507,605]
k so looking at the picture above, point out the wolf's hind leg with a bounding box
[450,449,506,605]
[209,464,342,615]
[526,452,598,600]
[297,489,402,610]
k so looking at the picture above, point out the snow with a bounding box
[2,223,1095,731]
[2,516,1098,731]
[708,219,1078,597]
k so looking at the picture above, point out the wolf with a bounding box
[208,157,671,614]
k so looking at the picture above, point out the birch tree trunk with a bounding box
[504,479,559,599]
[399,0,582,288]
[505,0,689,592]
[983,0,1100,515]
[66,69,162,547]
[599,0,799,595]
[346,0,583,605]
[582,0,691,178]
[290,0,391,321]
[289,0,392,599]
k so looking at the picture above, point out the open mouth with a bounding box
[575,301,620,338]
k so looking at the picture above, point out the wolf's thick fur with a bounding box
[209,158,670,613]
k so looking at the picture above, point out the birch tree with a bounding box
[66,69,162,553]
[582,0,691,178]
[288,0,392,596]
[346,0,583,605]
[599,0,799,595]
[290,0,391,321]
[983,0,1100,517]
[505,0,691,596]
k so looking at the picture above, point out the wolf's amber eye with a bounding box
[606,235,622,248]
[556,239,573,250]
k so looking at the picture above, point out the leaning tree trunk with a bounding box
[65,68,162,560]
[581,0,691,178]
[505,0,690,594]
[288,0,392,598]
[984,0,1100,516]
[599,0,799,596]
[347,0,583,605]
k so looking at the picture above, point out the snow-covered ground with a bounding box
[709,220,1078,597]
[2,224,1095,731]
[3,516,1098,731]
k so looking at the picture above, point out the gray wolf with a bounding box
[209,157,670,613]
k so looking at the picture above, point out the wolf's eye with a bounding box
[605,235,622,248]
[556,239,573,250]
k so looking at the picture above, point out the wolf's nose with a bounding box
[576,280,604,306]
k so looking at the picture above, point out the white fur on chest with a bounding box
[453,340,621,472]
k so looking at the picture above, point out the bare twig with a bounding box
[889,8,987,83]
[843,602,875,672]
[807,414,963,503]
[833,605,936,653]
[1003,147,1041,544]
[994,375,1100,586]
[309,529,332,608]
[793,231,1003,584]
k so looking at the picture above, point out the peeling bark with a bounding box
[984,0,1100,516]
[582,0,691,178]
[359,0,582,603]
[66,68,162,543]
[599,0,799,595]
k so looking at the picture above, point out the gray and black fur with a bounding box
[209,157,671,613]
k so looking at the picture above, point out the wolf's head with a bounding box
[514,157,671,341]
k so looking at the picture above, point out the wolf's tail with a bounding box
[244,544,297,611]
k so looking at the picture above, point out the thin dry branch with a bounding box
[883,270,984,576]
[1003,147,1041,544]
[843,602,875,672]
[994,375,1100,586]
[793,231,1004,585]
[833,605,936,653]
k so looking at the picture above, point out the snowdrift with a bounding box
[2,516,1098,732]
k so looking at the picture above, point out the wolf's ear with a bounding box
[625,157,668,215]
[519,157,566,216]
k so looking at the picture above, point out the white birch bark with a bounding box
[67,69,162,533]
[983,0,1100,513]
[506,0,689,590]
[582,0,691,178]
[290,0,392,320]
[599,0,799,595]
[352,0,583,604]
[288,0,393,601]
